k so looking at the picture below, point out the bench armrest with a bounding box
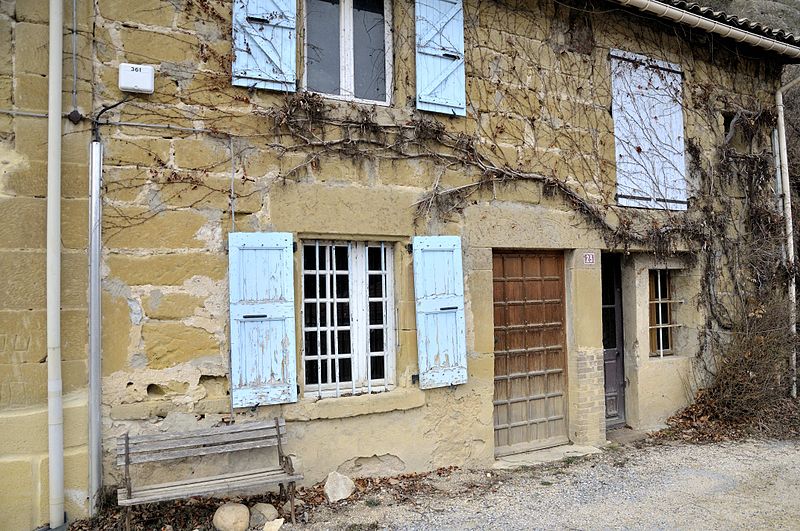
[281,454,295,475]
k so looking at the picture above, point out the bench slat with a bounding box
[117,435,283,466]
[116,425,286,457]
[119,419,286,446]
[118,469,303,506]
[121,466,282,493]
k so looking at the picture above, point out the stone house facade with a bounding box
[1,0,798,528]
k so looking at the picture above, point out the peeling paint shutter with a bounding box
[229,232,297,407]
[611,51,687,210]
[412,236,468,389]
[232,0,297,91]
[415,0,466,116]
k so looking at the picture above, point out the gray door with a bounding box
[602,254,625,428]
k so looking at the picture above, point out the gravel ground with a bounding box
[302,439,800,530]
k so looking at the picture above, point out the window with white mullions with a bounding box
[302,241,395,397]
[304,0,392,103]
[649,269,680,357]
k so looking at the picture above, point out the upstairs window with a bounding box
[302,241,396,397]
[611,50,688,210]
[304,0,392,103]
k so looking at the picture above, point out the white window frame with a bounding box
[302,0,394,106]
[301,240,397,398]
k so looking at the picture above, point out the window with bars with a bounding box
[302,241,395,397]
[649,269,679,357]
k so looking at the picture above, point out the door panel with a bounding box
[602,254,626,428]
[493,251,568,456]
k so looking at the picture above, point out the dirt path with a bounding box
[301,439,800,530]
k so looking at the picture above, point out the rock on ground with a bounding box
[262,517,284,531]
[212,502,250,531]
[250,502,279,528]
[324,471,356,503]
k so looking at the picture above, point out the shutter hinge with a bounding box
[411,373,419,385]
[293,241,298,253]
[406,243,413,254]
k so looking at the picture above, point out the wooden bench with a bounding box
[117,417,302,523]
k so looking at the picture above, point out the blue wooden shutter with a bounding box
[412,236,468,389]
[415,0,466,116]
[229,232,297,407]
[611,50,687,210]
[232,0,297,92]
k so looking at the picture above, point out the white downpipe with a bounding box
[88,141,103,515]
[777,76,800,399]
[611,0,800,59]
[47,0,65,526]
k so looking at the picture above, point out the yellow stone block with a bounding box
[105,253,227,285]
[0,197,46,249]
[143,292,205,320]
[142,322,220,369]
[0,19,11,75]
[14,23,49,76]
[99,0,176,26]
[0,459,36,531]
[103,137,170,167]
[120,27,201,65]
[269,182,417,237]
[102,291,132,375]
[103,209,208,249]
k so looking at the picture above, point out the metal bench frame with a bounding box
[117,417,302,525]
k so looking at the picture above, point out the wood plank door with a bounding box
[602,254,626,428]
[493,251,568,456]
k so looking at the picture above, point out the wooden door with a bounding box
[493,251,568,456]
[602,254,626,428]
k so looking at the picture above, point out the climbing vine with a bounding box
[94,0,797,407]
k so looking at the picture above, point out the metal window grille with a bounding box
[302,241,395,397]
[649,269,680,357]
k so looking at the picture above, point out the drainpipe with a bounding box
[88,139,103,515]
[611,0,800,59]
[47,0,65,526]
[776,76,800,399]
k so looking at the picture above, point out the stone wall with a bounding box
[0,1,94,528]
[0,0,786,528]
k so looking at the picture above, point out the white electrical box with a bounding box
[118,63,155,94]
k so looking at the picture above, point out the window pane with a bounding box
[367,245,383,271]
[317,243,328,270]
[353,0,386,100]
[370,355,385,380]
[304,303,317,327]
[305,331,317,355]
[303,245,316,269]
[338,357,353,382]
[368,274,382,298]
[337,330,351,354]
[336,275,349,298]
[369,301,383,325]
[304,274,316,299]
[369,328,384,353]
[335,246,349,271]
[336,302,350,326]
[602,307,616,349]
[306,0,341,95]
[305,359,318,385]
